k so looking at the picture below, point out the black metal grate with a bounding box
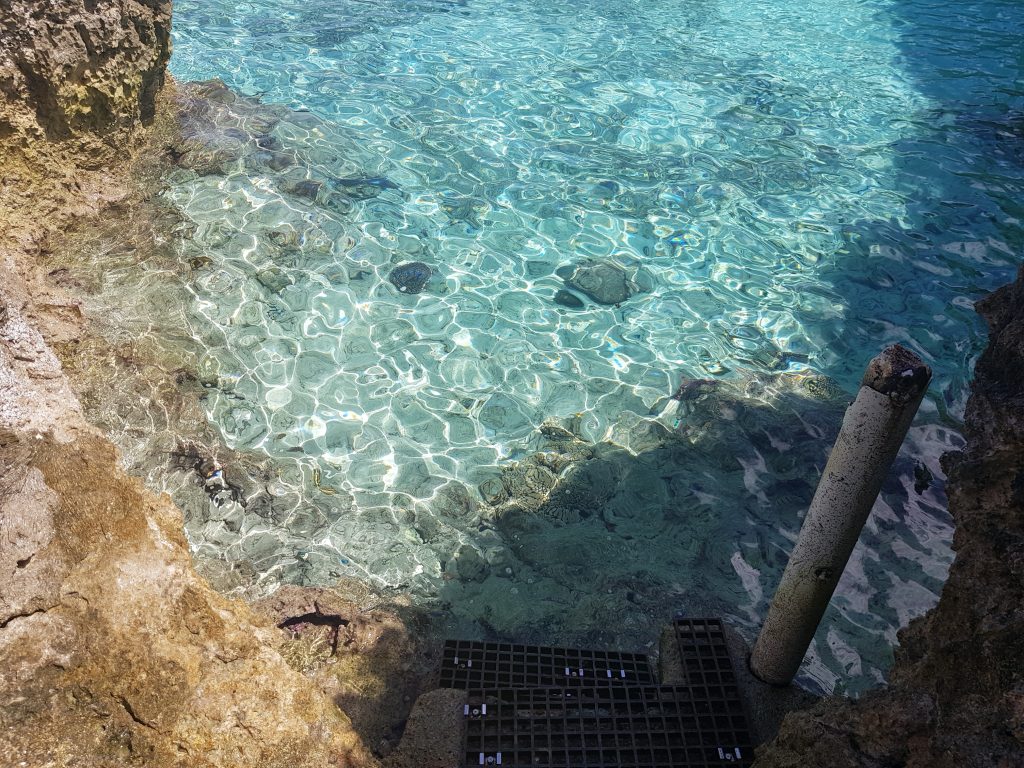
[462,686,753,767]
[450,619,753,767]
[441,640,657,689]
[672,618,736,688]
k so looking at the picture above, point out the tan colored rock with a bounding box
[253,585,440,758]
[1,0,171,144]
[384,689,466,768]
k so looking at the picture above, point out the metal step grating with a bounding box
[441,639,657,689]
[672,618,736,688]
[462,686,753,767]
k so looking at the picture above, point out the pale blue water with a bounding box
[120,0,1023,692]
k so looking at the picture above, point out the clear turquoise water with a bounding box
[150,0,1022,691]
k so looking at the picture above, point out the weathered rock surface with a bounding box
[5,2,1023,767]
[253,585,439,758]
[755,267,1024,767]
[0,432,375,768]
[0,0,171,144]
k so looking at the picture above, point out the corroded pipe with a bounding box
[750,345,931,686]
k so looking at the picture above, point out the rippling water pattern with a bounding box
[79,0,1024,693]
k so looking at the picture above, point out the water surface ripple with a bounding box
[88,0,1024,693]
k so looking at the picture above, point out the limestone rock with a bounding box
[0,0,171,144]
[0,432,377,768]
[0,2,379,765]
[253,585,437,757]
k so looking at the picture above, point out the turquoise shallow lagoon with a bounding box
[84,0,1023,693]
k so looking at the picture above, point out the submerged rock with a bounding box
[256,266,292,293]
[330,176,400,201]
[188,77,238,105]
[255,133,282,151]
[172,126,247,175]
[170,80,291,176]
[248,148,296,172]
[672,377,719,402]
[265,228,301,251]
[452,545,490,582]
[388,261,432,294]
[913,460,933,494]
[556,259,640,305]
[801,373,846,401]
[484,418,598,528]
[479,477,509,505]
[553,288,585,309]
[278,177,324,202]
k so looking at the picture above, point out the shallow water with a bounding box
[74,0,1023,693]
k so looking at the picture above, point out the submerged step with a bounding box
[440,639,657,689]
[442,618,754,767]
[672,618,738,688]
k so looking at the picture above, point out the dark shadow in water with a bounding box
[709,0,1023,690]
[795,0,1024,394]
[428,374,949,695]
[424,0,1024,695]
[424,0,1024,694]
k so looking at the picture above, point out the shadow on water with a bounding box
[805,0,1023,395]
[427,0,1024,693]
[780,0,1024,687]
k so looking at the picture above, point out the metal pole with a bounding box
[750,345,931,686]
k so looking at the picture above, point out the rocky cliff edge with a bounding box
[1,2,381,766]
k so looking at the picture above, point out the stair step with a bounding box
[441,639,657,689]
[462,685,752,767]
[672,617,738,687]
[446,617,753,767]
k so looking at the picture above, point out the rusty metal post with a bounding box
[750,345,931,686]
